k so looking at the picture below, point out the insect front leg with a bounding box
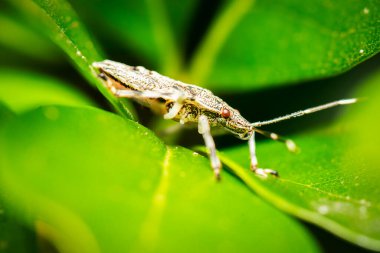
[198,115,222,180]
[249,131,279,177]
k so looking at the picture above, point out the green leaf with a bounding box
[0,12,61,63]
[188,0,380,91]
[0,104,37,253]
[69,0,198,75]
[0,202,37,253]
[0,104,15,126]
[0,69,95,113]
[0,106,319,253]
[219,69,380,250]
[6,0,135,119]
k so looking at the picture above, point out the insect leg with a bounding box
[198,115,222,180]
[248,132,279,177]
[253,127,297,152]
[111,86,187,120]
[114,89,174,100]
[163,92,188,120]
[116,89,186,120]
[249,131,258,169]
[164,101,183,119]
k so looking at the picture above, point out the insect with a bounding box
[93,60,357,180]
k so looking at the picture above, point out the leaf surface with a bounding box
[69,0,199,75]
[6,0,135,118]
[0,104,37,253]
[0,12,60,63]
[189,0,380,91]
[0,106,319,253]
[220,70,380,250]
[0,69,95,113]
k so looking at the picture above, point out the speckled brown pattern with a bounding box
[93,60,253,139]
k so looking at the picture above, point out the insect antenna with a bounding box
[253,127,297,152]
[251,98,358,152]
[252,98,357,128]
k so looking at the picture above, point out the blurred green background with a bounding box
[0,0,379,253]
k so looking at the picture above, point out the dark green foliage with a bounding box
[0,0,379,252]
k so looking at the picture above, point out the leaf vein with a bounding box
[132,147,172,252]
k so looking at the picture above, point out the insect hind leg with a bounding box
[163,88,198,120]
[163,92,187,120]
[102,78,188,120]
[115,88,189,120]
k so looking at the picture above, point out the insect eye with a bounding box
[221,108,231,118]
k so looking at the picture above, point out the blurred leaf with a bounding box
[0,69,95,113]
[0,198,36,253]
[163,0,199,43]
[69,0,199,75]
[0,104,36,253]
[0,106,319,253]
[189,0,380,91]
[0,104,15,126]
[219,69,380,250]
[0,12,61,63]
[7,0,135,119]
